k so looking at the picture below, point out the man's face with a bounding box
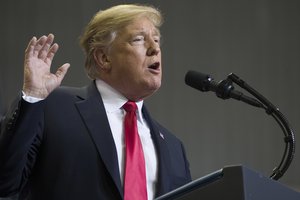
[103,17,162,101]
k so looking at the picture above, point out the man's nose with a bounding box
[146,41,160,56]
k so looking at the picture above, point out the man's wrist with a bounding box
[22,91,44,103]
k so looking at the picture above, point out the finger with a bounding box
[55,63,71,83]
[44,43,59,66]
[38,34,55,60]
[24,36,37,60]
[33,35,47,56]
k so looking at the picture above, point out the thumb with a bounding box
[55,63,70,83]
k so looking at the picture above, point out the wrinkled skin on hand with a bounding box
[23,34,70,98]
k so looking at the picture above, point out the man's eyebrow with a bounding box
[131,29,161,37]
[153,28,161,37]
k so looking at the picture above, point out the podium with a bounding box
[156,165,300,200]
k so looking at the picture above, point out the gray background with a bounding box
[1,0,299,197]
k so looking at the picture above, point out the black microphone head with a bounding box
[185,70,214,92]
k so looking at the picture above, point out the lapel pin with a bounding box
[159,132,165,139]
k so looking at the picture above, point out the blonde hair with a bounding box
[79,4,163,80]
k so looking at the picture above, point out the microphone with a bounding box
[185,70,295,180]
[185,70,263,107]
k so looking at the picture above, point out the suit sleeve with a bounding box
[0,94,44,197]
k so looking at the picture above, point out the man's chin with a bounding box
[136,82,161,100]
[147,82,161,95]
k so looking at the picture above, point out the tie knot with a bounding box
[123,101,137,112]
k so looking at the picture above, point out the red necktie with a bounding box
[123,101,148,200]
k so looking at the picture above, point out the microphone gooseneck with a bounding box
[185,70,295,180]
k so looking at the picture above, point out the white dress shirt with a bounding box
[96,79,158,200]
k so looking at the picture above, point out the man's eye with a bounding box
[153,36,161,44]
[133,36,144,42]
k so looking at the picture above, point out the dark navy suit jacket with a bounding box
[0,81,191,200]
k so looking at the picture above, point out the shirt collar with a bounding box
[95,79,145,123]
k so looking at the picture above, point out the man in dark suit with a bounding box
[0,4,191,200]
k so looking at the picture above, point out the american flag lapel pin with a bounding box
[159,132,165,139]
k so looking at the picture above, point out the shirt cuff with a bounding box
[22,91,44,103]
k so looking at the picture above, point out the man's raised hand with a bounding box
[23,34,70,98]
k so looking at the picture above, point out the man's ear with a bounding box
[93,48,111,71]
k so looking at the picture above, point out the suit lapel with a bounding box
[142,106,172,197]
[75,82,123,197]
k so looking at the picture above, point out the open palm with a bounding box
[23,34,70,98]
